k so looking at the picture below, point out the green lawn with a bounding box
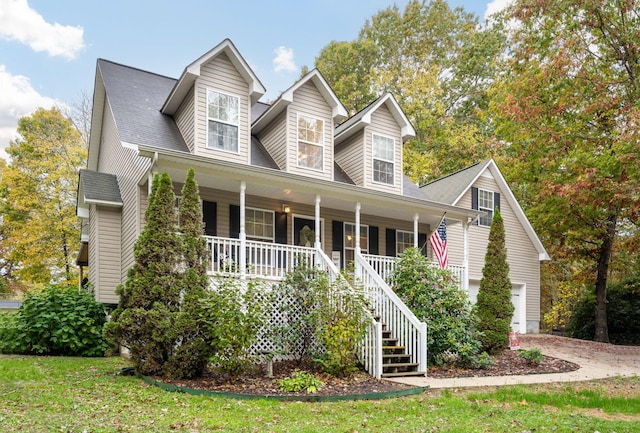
[0,354,638,432]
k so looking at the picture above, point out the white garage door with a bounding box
[468,281,525,333]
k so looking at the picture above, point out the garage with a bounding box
[467,281,526,334]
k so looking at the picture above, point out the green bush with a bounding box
[198,278,271,376]
[518,348,543,364]
[277,371,324,393]
[0,285,107,356]
[0,312,20,354]
[392,247,481,366]
[310,271,370,376]
[568,275,640,344]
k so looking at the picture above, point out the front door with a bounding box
[293,216,320,247]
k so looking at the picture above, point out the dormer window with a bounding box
[207,89,239,152]
[297,114,324,170]
[373,134,395,185]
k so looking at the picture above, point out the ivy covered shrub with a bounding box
[392,247,481,367]
[0,284,107,356]
[568,275,640,345]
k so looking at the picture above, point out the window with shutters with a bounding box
[396,230,414,255]
[245,208,274,242]
[478,188,494,227]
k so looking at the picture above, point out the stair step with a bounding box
[382,338,398,345]
[383,345,405,350]
[382,370,427,378]
[382,362,419,369]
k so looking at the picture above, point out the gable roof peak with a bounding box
[162,39,266,115]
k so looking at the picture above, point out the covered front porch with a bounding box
[138,147,479,378]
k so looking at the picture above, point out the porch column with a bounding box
[239,181,246,279]
[463,219,470,293]
[355,202,361,254]
[314,195,321,249]
[413,213,419,248]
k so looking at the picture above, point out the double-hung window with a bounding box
[297,114,324,170]
[207,89,239,152]
[478,189,494,227]
[245,208,274,242]
[396,230,414,256]
[344,223,368,265]
[372,134,395,185]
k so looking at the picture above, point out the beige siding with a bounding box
[257,110,287,169]
[97,101,150,283]
[286,82,333,180]
[363,106,403,195]
[175,85,195,152]
[449,173,541,323]
[194,53,250,164]
[90,205,122,304]
[335,133,365,186]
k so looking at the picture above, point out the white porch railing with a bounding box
[205,236,316,279]
[362,253,465,290]
[355,252,427,376]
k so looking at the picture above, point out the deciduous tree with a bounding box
[0,108,86,285]
[489,0,640,342]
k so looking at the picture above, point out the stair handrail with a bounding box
[355,251,427,375]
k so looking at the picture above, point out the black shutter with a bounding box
[471,187,479,210]
[229,204,240,238]
[332,220,343,269]
[275,212,287,244]
[471,187,479,225]
[202,201,217,236]
[386,228,396,257]
[418,232,427,256]
[369,226,379,255]
[494,192,501,212]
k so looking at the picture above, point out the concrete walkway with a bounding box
[388,334,640,389]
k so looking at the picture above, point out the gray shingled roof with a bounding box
[334,162,355,185]
[98,59,189,152]
[79,169,122,204]
[420,160,491,204]
[251,136,280,169]
[403,176,430,200]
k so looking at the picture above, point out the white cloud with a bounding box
[0,0,85,59]
[272,46,297,73]
[0,65,59,159]
[484,0,512,20]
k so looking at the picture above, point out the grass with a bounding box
[0,355,639,432]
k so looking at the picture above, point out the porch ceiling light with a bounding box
[282,204,291,213]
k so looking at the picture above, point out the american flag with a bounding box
[430,216,448,269]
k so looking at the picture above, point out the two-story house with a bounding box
[76,39,548,377]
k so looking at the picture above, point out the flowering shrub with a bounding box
[392,247,481,366]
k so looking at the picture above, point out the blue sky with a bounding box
[0,0,507,159]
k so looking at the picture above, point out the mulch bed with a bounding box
[428,349,579,378]
[153,350,580,397]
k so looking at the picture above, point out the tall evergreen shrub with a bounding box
[165,168,213,378]
[475,207,514,354]
[105,172,182,375]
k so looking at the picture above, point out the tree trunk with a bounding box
[593,211,617,343]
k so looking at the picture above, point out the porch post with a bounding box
[355,202,361,254]
[463,219,470,293]
[239,181,246,279]
[413,213,419,248]
[314,195,321,249]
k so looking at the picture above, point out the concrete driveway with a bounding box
[388,334,640,389]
